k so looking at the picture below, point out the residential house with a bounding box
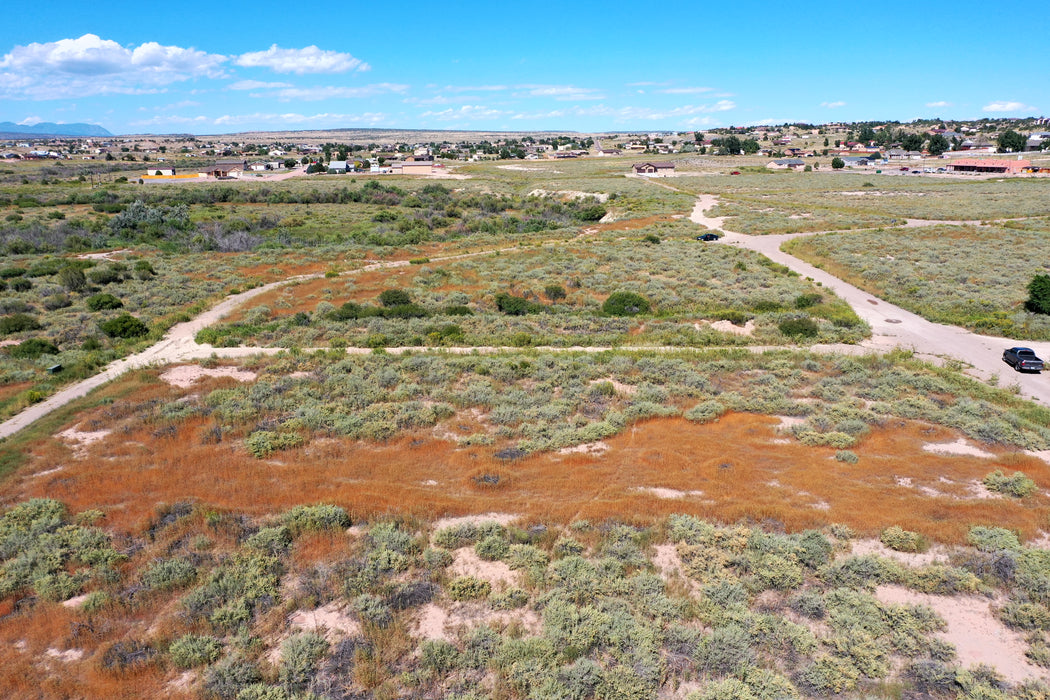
[768,158,806,170]
[887,149,923,160]
[327,160,349,174]
[202,160,247,178]
[632,161,675,176]
[1026,133,1050,151]
[596,148,623,156]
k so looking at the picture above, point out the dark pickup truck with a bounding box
[1003,347,1045,373]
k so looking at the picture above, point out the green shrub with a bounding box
[999,601,1050,631]
[378,288,412,307]
[695,624,756,676]
[353,594,393,627]
[8,338,59,359]
[495,292,541,315]
[447,576,491,601]
[685,400,726,423]
[278,632,328,690]
[796,431,855,448]
[0,313,42,335]
[58,266,87,292]
[86,293,123,311]
[141,557,197,590]
[421,639,461,673]
[490,587,529,610]
[87,266,123,285]
[834,450,859,464]
[968,526,1022,552]
[983,470,1037,498]
[245,430,304,458]
[169,634,222,669]
[10,278,31,292]
[880,526,928,553]
[543,284,567,302]
[203,656,261,699]
[602,291,651,316]
[1026,274,1050,315]
[244,526,293,556]
[475,534,509,561]
[778,316,819,338]
[98,313,149,338]
[280,504,350,534]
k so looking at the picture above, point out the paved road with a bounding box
[689,197,1050,405]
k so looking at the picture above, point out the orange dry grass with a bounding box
[0,600,176,699]
[591,214,678,232]
[11,408,1050,544]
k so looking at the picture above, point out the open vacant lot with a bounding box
[2,153,1050,699]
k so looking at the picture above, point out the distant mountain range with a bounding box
[0,122,113,138]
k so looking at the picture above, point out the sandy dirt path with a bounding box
[689,195,1050,405]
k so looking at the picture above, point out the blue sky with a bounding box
[2,0,1046,135]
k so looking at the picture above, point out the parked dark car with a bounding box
[696,233,720,241]
[1003,347,1045,373]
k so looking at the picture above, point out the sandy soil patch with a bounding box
[56,426,111,458]
[45,647,84,662]
[288,602,361,641]
[450,548,519,588]
[432,513,519,531]
[774,416,806,430]
[922,438,995,459]
[876,585,1045,684]
[412,602,541,642]
[168,671,197,693]
[159,365,258,388]
[851,538,950,567]
[558,441,609,456]
[0,339,19,348]
[589,377,637,395]
[708,319,756,336]
[632,487,704,500]
[496,165,560,173]
[61,593,92,609]
[77,248,131,260]
[527,188,609,203]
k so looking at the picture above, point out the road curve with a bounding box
[689,196,1050,405]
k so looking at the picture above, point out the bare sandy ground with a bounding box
[158,365,257,388]
[875,585,1047,684]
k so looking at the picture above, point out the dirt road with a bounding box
[2,196,1047,441]
[690,196,1050,405]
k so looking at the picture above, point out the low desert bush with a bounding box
[880,526,928,553]
[983,469,1038,498]
[169,634,223,669]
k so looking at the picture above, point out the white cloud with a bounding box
[210,111,388,127]
[820,101,846,108]
[516,84,604,101]
[508,100,735,124]
[234,45,369,74]
[983,100,1037,113]
[420,105,508,121]
[253,83,409,102]
[17,116,43,125]
[926,100,953,108]
[228,79,293,90]
[658,87,713,95]
[0,34,225,99]
[442,84,508,92]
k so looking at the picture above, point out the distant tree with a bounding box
[284,158,298,169]
[857,126,876,143]
[1042,138,1050,151]
[713,135,743,155]
[300,156,310,165]
[997,130,1026,153]
[1026,274,1050,315]
[831,157,845,169]
[927,134,950,156]
[741,138,760,155]
[823,137,829,147]
[901,133,925,151]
